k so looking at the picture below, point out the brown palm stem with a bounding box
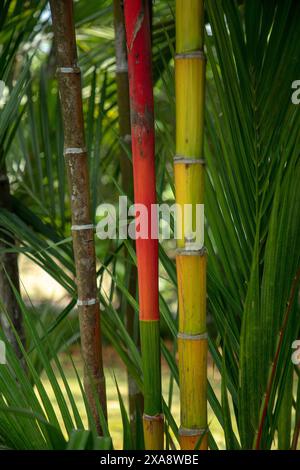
[49,0,107,434]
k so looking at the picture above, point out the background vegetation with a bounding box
[0,0,299,450]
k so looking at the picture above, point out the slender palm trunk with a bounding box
[113,0,144,443]
[175,0,208,450]
[124,0,163,450]
[113,0,133,196]
[49,0,107,433]
[0,162,25,361]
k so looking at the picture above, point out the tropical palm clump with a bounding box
[0,0,299,451]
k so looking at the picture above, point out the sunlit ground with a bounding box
[40,349,225,450]
[21,256,300,450]
[20,255,225,449]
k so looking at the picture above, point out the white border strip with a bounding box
[143,413,164,421]
[177,332,208,340]
[77,298,98,306]
[71,224,94,231]
[175,51,205,60]
[179,427,207,436]
[174,157,205,165]
[176,247,206,256]
[57,66,80,74]
[64,147,86,155]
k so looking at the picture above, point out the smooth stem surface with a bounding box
[175,0,208,450]
[0,162,26,364]
[123,0,163,450]
[113,0,133,198]
[113,0,143,443]
[49,0,107,434]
